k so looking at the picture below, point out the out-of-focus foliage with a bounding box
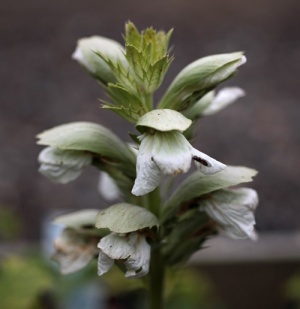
[0,205,22,240]
[284,272,300,308]
[0,252,219,309]
[0,255,54,309]
[165,267,221,309]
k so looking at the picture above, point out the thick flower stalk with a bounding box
[37,22,259,309]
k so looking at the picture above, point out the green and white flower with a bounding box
[97,232,150,278]
[38,146,92,184]
[132,110,226,196]
[201,87,245,116]
[72,36,128,85]
[200,188,258,240]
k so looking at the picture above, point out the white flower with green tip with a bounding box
[202,87,245,116]
[97,232,150,278]
[72,36,128,84]
[200,188,258,240]
[38,146,92,184]
[132,110,226,196]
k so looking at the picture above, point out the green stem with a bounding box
[144,93,153,111]
[149,246,165,309]
[144,187,164,308]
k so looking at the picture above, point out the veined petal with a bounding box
[152,131,192,175]
[98,172,120,201]
[132,134,161,196]
[52,228,99,274]
[97,251,114,276]
[191,148,226,175]
[38,147,92,184]
[97,233,151,278]
[124,234,150,278]
[202,87,245,116]
[200,188,258,240]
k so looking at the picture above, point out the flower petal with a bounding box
[97,233,151,278]
[200,188,258,239]
[97,251,114,276]
[132,134,161,196]
[98,172,120,201]
[38,147,92,184]
[152,131,192,175]
[124,234,150,278]
[191,148,226,175]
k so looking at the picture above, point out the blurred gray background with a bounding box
[1,0,300,240]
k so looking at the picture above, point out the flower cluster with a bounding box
[37,22,258,281]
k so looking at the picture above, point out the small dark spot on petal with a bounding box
[193,156,210,166]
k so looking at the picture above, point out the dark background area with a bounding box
[1,0,300,240]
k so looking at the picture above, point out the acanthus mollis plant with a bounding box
[37,22,258,309]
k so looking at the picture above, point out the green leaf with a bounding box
[106,83,144,112]
[37,122,134,163]
[136,109,192,133]
[125,44,144,80]
[95,203,159,233]
[125,22,142,48]
[163,209,212,265]
[144,55,172,93]
[161,166,257,223]
[158,52,245,110]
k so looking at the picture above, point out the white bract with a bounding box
[38,146,92,184]
[202,87,245,116]
[72,36,128,84]
[97,232,150,278]
[52,228,99,274]
[200,188,258,240]
[98,172,120,201]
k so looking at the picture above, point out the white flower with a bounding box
[97,232,150,278]
[38,146,92,184]
[52,228,99,274]
[200,188,258,240]
[132,130,226,196]
[98,172,120,201]
[202,87,245,116]
[72,36,128,84]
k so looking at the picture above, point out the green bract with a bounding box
[95,203,159,233]
[136,109,192,133]
[158,52,245,111]
[124,22,173,94]
[37,122,133,163]
[162,166,257,223]
[54,209,99,229]
[163,208,211,265]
